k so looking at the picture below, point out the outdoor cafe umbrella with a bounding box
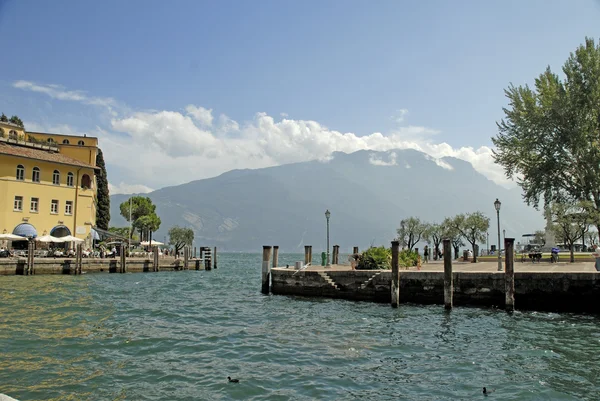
[36,235,65,243]
[140,240,163,246]
[60,235,84,243]
[0,233,28,241]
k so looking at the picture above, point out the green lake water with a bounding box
[1,253,599,400]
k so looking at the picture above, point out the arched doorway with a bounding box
[50,225,71,238]
[12,223,37,250]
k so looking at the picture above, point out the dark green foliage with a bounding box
[398,249,419,268]
[357,246,391,269]
[9,115,24,127]
[0,113,8,122]
[95,148,110,230]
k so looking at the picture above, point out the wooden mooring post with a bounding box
[304,246,310,265]
[120,245,126,273]
[505,238,515,312]
[333,245,339,264]
[353,246,359,255]
[27,239,35,275]
[184,246,189,270]
[261,246,273,294]
[308,246,312,265]
[272,246,279,268]
[76,243,83,275]
[391,240,400,308]
[194,247,197,259]
[443,239,453,309]
[153,246,159,272]
[213,247,218,269]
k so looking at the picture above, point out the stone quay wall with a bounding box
[271,269,600,314]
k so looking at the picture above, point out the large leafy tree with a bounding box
[95,148,110,230]
[396,217,428,251]
[450,212,490,263]
[492,38,600,238]
[424,223,444,260]
[135,213,161,244]
[168,226,194,255]
[551,202,593,262]
[119,196,157,238]
[442,217,465,260]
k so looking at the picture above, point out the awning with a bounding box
[13,223,37,238]
[90,228,100,240]
[92,226,139,244]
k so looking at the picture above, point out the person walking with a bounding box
[423,246,429,263]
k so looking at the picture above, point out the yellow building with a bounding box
[0,121,99,246]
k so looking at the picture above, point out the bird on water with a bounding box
[228,376,239,383]
[483,387,495,395]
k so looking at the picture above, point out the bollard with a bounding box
[391,240,400,308]
[153,246,159,272]
[76,243,83,275]
[214,247,218,269]
[505,238,515,312]
[443,239,453,310]
[120,245,126,273]
[334,245,340,265]
[261,246,273,294]
[184,246,189,270]
[353,246,359,255]
[272,246,279,268]
[304,246,310,265]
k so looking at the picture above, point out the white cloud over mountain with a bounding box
[14,80,511,194]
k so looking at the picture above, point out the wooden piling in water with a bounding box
[391,240,400,308]
[261,246,273,294]
[333,245,340,264]
[443,239,453,310]
[272,246,279,268]
[120,245,126,273]
[184,246,189,270]
[304,246,310,265]
[153,246,159,272]
[27,239,34,275]
[353,246,359,255]
[76,244,83,275]
[505,238,515,312]
[308,246,312,265]
[213,247,218,269]
[194,247,197,259]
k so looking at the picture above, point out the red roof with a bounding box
[0,141,95,168]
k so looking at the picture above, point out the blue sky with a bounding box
[1,0,599,193]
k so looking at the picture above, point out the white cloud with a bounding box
[13,80,118,116]
[369,152,397,166]
[15,81,512,190]
[393,108,409,123]
[185,105,213,126]
[108,182,154,195]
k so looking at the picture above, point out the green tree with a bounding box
[551,202,592,262]
[135,213,161,244]
[533,230,546,247]
[442,217,465,259]
[450,212,490,263]
[396,217,428,251]
[168,226,194,255]
[108,226,133,239]
[492,38,600,234]
[0,113,8,122]
[119,196,156,238]
[95,148,110,230]
[9,115,24,128]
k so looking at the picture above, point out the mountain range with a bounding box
[109,149,543,252]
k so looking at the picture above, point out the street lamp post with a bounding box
[486,232,489,256]
[494,198,502,271]
[325,209,331,267]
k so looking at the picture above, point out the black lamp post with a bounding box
[325,209,331,267]
[486,232,489,256]
[494,198,502,271]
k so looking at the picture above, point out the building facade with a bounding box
[0,121,99,245]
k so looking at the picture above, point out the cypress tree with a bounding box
[95,148,110,229]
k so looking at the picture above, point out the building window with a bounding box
[81,174,91,189]
[78,140,85,146]
[9,130,18,140]
[62,139,70,144]
[67,172,74,187]
[47,138,55,143]
[30,197,39,212]
[16,164,24,181]
[14,196,23,211]
[32,167,40,183]
[65,201,73,215]
[53,170,60,185]
[51,199,59,214]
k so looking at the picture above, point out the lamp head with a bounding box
[494,198,501,211]
[325,209,331,219]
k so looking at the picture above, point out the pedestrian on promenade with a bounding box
[423,246,429,263]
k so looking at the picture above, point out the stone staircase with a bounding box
[317,271,340,291]
[360,272,382,289]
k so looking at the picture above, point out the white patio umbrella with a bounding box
[140,240,164,246]
[36,235,65,243]
[60,235,84,242]
[0,233,28,241]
